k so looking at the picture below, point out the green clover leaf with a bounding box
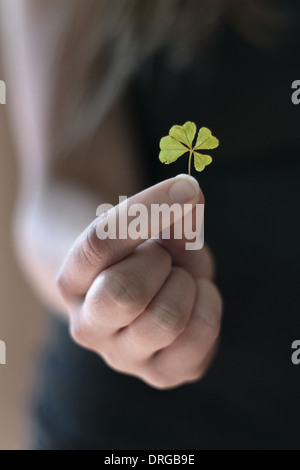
[159,122,219,175]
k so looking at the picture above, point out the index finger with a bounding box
[57,175,203,299]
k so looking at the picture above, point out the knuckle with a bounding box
[197,279,223,331]
[143,373,177,390]
[188,363,207,382]
[101,349,138,377]
[144,370,191,390]
[150,380,174,390]
[56,271,69,299]
[186,370,205,384]
[105,269,145,309]
[148,366,205,390]
[127,324,155,350]
[151,301,185,335]
[82,297,106,328]
[101,351,119,370]
[124,325,147,349]
[56,270,80,304]
[172,267,197,300]
[152,242,172,266]
[69,318,91,347]
[172,265,192,282]
[198,314,221,343]
[81,226,112,269]
[210,321,222,342]
[187,344,218,382]
[56,267,76,302]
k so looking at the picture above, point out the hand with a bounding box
[56,175,223,389]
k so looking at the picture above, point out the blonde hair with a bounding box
[48,0,292,158]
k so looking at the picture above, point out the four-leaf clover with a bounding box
[159,122,219,175]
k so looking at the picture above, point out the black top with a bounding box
[33,11,300,450]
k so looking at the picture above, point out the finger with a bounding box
[115,266,196,360]
[79,241,172,331]
[162,242,215,280]
[57,175,202,299]
[158,200,207,279]
[146,278,223,389]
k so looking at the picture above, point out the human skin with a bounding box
[1,0,223,389]
[57,176,223,388]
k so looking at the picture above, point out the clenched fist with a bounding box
[57,175,222,389]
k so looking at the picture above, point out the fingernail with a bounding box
[168,174,200,203]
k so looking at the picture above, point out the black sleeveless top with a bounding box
[33,14,300,450]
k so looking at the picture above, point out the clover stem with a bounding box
[188,150,193,176]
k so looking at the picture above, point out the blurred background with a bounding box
[0,56,46,450]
